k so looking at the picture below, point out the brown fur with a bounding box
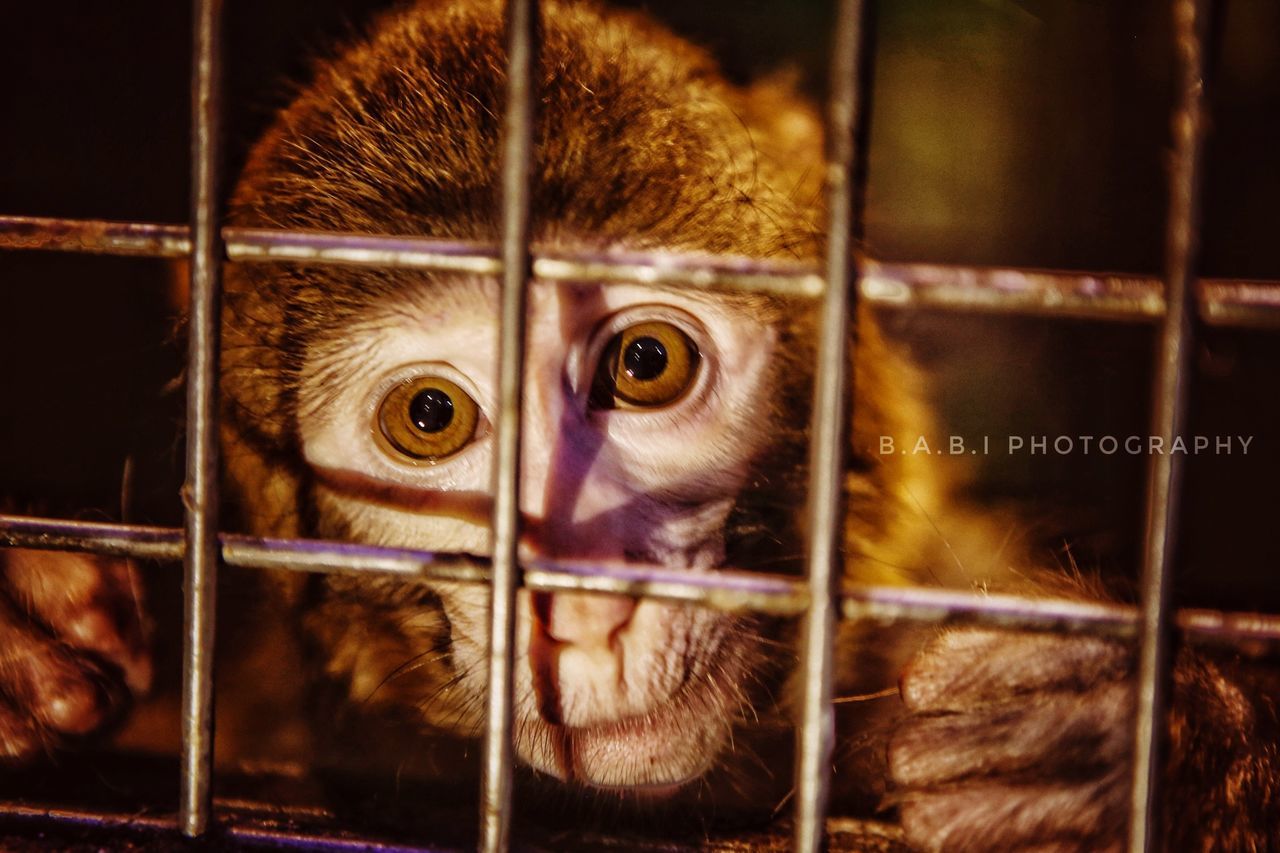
[0,0,1274,848]
[215,0,938,814]
[219,0,930,688]
[216,0,1278,845]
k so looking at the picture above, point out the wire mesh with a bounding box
[0,0,1271,850]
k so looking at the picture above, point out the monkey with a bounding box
[1,0,1277,849]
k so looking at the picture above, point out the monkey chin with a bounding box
[517,704,723,795]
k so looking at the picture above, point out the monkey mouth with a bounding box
[514,622,752,792]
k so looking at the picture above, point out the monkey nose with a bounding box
[533,590,637,651]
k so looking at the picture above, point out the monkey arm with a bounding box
[888,626,1279,851]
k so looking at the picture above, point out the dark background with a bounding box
[1,0,1278,612]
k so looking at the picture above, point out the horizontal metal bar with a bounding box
[865,259,1280,327]
[5,513,1279,646]
[0,802,443,852]
[0,215,821,298]
[0,515,182,561]
[0,803,175,834]
[842,583,1137,636]
[860,259,1168,320]
[4,214,1279,325]
[0,800,901,851]
[228,227,500,275]
[225,535,488,585]
[0,216,192,257]
[0,513,801,610]
[535,253,823,296]
[1198,279,1280,328]
[523,558,809,615]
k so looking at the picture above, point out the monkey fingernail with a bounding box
[39,677,107,735]
[61,609,152,696]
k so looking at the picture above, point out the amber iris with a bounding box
[376,375,479,461]
[591,320,700,409]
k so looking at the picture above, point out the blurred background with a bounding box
[1,0,1277,609]
[1,0,1278,844]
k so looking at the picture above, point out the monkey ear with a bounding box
[742,70,824,178]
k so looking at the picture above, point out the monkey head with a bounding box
[217,0,904,791]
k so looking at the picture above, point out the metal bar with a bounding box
[7,214,1280,326]
[478,0,537,849]
[228,227,499,274]
[841,584,1136,637]
[1199,279,1280,328]
[0,216,191,256]
[5,515,1280,648]
[0,514,796,608]
[864,260,1280,327]
[0,802,440,853]
[180,0,225,836]
[794,0,868,849]
[521,559,808,615]
[0,515,184,561]
[1128,0,1213,848]
[860,259,1167,321]
[535,252,822,296]
[0,216,821,297]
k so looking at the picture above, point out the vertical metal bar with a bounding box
[793,0,868,850]
[180,0,225,837]
[1128,0,1212,849]
[479,0,537,849]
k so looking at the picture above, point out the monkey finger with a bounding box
[897,768,1128,853]
[0,594,128,739]
[900,629,1131,713]
[889,681,1133,787]
[0,696,42,763]
[3,548,152,696]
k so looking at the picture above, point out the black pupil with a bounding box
[409,388,454,433]
[623,337,667,381]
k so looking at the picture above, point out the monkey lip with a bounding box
[518,685,726,791]
[587,779,696,801]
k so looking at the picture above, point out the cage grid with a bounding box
[2,0,1279,849]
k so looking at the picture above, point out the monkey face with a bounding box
[218,0,827,798]
[294,276,781,787]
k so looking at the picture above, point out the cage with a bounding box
[1,0,1279,850]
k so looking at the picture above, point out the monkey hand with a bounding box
[0,548,151,762]
[888,629,1135,852]
[889,627,1280,851]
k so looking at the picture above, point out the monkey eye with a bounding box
[589,320,700,410]
[375,375,480,462]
